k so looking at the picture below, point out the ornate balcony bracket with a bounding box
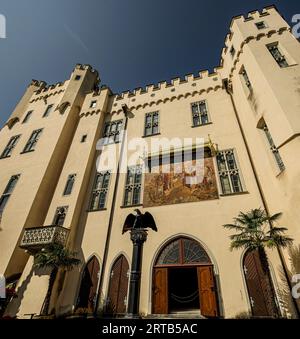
[20,225,69,253]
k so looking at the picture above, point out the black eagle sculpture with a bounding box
[122,209,158,234]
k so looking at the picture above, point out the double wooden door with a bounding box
[244,250,278,317]
[77,256,100,313]
[152,266,218,317]
[107,255,129,314]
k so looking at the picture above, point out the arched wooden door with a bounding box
[243,250,279,317]
[153,237,219,317]
[76,256,100,313]
[107,255,129,314]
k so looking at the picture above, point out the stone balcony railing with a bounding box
[20,225,69,252]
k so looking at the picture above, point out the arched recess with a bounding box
[75,256,100,313]
[106,255,130,315]
[152,236,219,318]
[243,249,279,318]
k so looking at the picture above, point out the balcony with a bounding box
[20,225,69,252]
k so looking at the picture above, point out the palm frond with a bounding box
[34,243,81,270]
[223,208,293,253]
[268,212,283,223]
[223,224,245,232]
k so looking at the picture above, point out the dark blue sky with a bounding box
[0,0,299,127]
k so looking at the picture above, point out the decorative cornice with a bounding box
[110,85,223,115]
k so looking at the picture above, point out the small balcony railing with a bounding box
[20,225,69,251]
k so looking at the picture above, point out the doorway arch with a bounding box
[152,237,219,317]
[243,249,279,318]
[76,256,100,313]
[106,255,130,315]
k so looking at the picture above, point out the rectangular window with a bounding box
[0,135,21,159]
[75,75,81,81]
[255,21,267,30]
[124,166,142,207]
[144,111,160,136]
[241,68,252,90]
[53,206,68,227]
[90,171,111,211]
[22,129,43,153]
[230,46,236,58]
[267,43,289,68]
[103,120,123,145]
[90,100,97,108]
[43,104,54,118]
[0,175,20,214]
[22,111,33,124]
[191,101,210,127]
[262,123,285,172]
[63,174,76,196]
[81,135,87,143]
[217,150,243,195]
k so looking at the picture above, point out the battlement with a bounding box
[23,6,294,115]
[114,69,219,101]
[222,5,288,54]
[74,63,100,83]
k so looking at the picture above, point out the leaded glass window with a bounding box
[267,44,289,68]
[0,135,21,158]
[144,111,159,136]
[0,175,20,214]
[22,129,43,153]
[191,101,209,127]
[63,174,76,196]
[123,166,142,207]
[262,123,285,172]
[217,149,243,195]
[103,120,123,144]
[156,238,211,266]
[43,104,54,118]
[90,171,111,210]
[182,239,211,264]
[241,68,252,90]
[22,110,33,124]
[53,206,68,226]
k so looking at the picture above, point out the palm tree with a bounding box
[223,208,293,316]
[34,243,80,316]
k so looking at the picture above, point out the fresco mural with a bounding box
[143,157,219,207]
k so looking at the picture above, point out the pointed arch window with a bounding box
[155,238,211,266]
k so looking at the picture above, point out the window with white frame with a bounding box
[90,171,111,211]
[191,101,210,127]
[216,150,243,195]
[144,111,159,136]
[123,165,143,207]
[103,120,123,145]
[0,135,21,159]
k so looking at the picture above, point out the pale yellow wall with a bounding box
[1,6,300,319]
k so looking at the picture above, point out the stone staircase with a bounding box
[146,310,206,320]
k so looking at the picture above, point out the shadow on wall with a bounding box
[4,266,51,318]
[278,245,300,319]
[53,250,84,317]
